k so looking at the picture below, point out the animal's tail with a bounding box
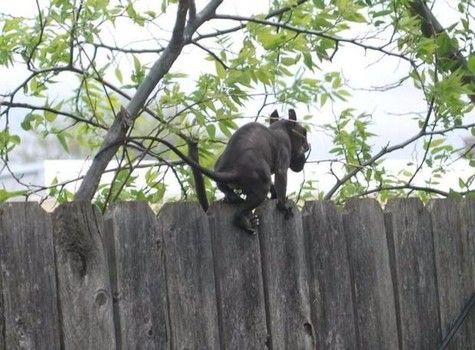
[155,137,237,184]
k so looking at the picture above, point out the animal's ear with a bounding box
[270,109,279,124]
[288,109,297,121]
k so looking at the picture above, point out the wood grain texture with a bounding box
[303,201,357,349]
[208,202,268,349]
[105,202,168,349]
[343,199,399,350]
[0,267,3,350]
[0,203,61,350]
[257,200,315,349]
[385,198,441,349]
[428,199,475,350]
[158,202,219,349]
[52,202,116,349]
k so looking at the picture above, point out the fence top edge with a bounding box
[157,201,206,219]
[4,198,474,217]
[105,201,154,218]
[0,201,43,210]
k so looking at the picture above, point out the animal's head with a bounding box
[270,109,310,172]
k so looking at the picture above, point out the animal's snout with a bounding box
[303,142,310,153]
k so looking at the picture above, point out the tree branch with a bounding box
[409,0,475,102]
[214,14,415,64]
[324,114,475,200]
[354,184,449,198]
[0,101,106,129]
[74,0,203,201]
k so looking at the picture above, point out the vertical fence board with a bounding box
[303,201,357,349]
[52,202,116,349]
[158,202,219,349]
[343,199,399,349]
[208,203,268,349]
[257,200,315,349]
[105,202,168,349]
[429,199,475,349]
[0,203,61,349]
[385,198,441,349]
[0,268,3,350]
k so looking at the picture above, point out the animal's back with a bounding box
[214,122,275,173]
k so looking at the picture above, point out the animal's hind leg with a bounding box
[269,184,277,199]
[217,182,243,203]
[233,187,268,234]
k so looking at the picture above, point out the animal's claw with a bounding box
[234,213,259,235]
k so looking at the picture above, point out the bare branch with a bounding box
[324,114,475,200]
[354,184,449,198]
[0,101,106,129]
[214,14,415,64]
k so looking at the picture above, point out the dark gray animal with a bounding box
[213,109,309,232]
[157,109,309,233]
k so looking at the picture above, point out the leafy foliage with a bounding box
[1,0,475,207]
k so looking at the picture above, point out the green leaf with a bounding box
[56,133,69,152]
[2,18,21,33]
[44,109,57,122]
[133,55,141,72]
[206,124,216,139]
[0,189,26,202]
[281,57,295,66]
[115,67,123,83]
[21,113,38,131]
[303,52,313,70]
[215,60,226,78]
[468,55,475,74]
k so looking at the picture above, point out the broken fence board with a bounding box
[208,202,268,349]
[429,199,475,350]
[303,201,357,349]
[384,198,441,349]
[105,202,168,349]
[52,202,116,349]
[343,199,399,350]
[158,202,219,349]
[0,203,61,350]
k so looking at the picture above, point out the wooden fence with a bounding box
[0,198,474,349]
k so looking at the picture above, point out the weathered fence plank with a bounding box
[208,202,268,349]
[303,201,357,349]
[429,199,475,350]
[343,199,399,350]
[257,200,315,349]
[0,203,61,350]
[52,202,116,349]
[0,271,3,350]
[105,202,168,349]
[158,202,219,349]
[384,198,441,349]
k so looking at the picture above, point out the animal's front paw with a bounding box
[234,213,259,234]
[277,201,293,219]
[248,212,260,228]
